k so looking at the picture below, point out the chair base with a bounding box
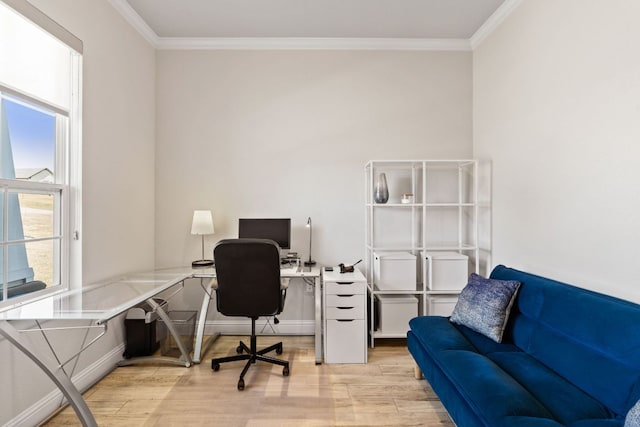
[211,320,290,390]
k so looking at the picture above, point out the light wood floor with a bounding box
[42,336,454,426]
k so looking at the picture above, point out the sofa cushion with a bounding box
[409,315,477,355]
[490,265,640,417]
[409,316,561,426]
[436,349,557,426]
[407,329,486,427]
[455,322,522,356]
[450,273,521,342]
[489,351,613,425]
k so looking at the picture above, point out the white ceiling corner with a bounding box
[107,0,159,46]
[110,0,522,51]
[470,0,524,49]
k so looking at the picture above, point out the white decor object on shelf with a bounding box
[364,160,491,347]
[373,172,389,203]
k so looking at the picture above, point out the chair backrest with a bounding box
[213,238,282,318]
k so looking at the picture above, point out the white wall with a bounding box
[155,49,473,320]
[0,0,156,424]
[473,0,640,302]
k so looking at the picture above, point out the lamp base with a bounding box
[192,259,214,267]
[304,260,316,266]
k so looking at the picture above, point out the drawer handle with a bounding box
[337,306,354,310]
[336,282,354,285]
[337,294,354,297]
[337,319,354,322]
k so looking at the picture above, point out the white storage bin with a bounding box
[427,295,458,317]
[376,294,418,335]
[373,252,417,291]
[423,251,469,291]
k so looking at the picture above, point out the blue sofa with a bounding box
[408,265,640,427]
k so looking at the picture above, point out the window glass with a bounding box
[1,97,55,180]
[18,192,56,239]
[0,0,81,304]
[23,239,57,287]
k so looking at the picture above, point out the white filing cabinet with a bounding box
[323,267,367,364]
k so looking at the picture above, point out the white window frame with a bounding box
[0,0,82,308]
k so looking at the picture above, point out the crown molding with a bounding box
[470,0,524,50]
[156,37,471,51]
[107,0,159,47]
[108,0,520,52]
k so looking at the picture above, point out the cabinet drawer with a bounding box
[326,294,362,307]
[325,281,365,295]
[325,319,366,364]
[326,305,365,320]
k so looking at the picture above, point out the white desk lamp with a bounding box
[304,216,316,266]
[191,210,215,267]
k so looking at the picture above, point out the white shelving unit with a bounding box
[364,160,491,347]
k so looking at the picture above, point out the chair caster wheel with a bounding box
[283,366,290,376]
[236,346,243,354]
[212,363,220,372]
[237,379,245,391]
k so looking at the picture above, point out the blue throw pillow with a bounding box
[626,400,640,427]
[449,273,521,343]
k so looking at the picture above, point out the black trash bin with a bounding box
[123,298,167,358]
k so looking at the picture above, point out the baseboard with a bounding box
[7,343,125,427]
[204,319,315,336]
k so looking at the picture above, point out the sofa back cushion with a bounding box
[490,265,640,417]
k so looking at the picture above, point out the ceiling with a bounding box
[122,0,508,41]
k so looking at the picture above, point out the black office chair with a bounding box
[211,238,290,390]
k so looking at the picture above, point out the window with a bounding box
[0,0,82,305]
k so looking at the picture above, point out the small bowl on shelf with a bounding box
[401,193,414,204]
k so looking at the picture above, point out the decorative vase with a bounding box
[374,173,389,204]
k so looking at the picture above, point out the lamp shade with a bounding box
[191,210,214,235]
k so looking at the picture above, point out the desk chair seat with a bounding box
[210,238,290,390]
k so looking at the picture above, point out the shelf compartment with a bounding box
[364,159,489,348]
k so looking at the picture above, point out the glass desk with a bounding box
[0,270,193,427]
[0,266,323,427]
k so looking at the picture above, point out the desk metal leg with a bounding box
[314,276,322,364]
[0,320,97,427]
[192,279,220,364]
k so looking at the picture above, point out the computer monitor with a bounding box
[238,218,291,250]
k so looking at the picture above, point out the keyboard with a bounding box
[280,265,300,274]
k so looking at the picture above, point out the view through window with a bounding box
[0,95,59,296]
[0,0,82,303]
